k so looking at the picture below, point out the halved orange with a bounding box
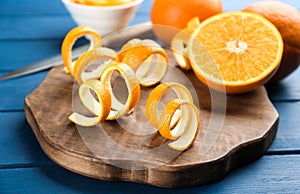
[188,11,284,94]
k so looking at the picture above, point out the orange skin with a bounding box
[151,0,223,44]
[151,0,223,29]
[243,1,300,82]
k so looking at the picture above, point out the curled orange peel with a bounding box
[145,82,194,129]
[158,98,200,151]
[69,62,141,125]
[119,39,169,87]
[68,79,112,126]
[100,62,141,120]
[146,82,200,151]
[73,47,118,84]
[61,25,102,76]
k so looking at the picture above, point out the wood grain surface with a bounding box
[24,51,279,187]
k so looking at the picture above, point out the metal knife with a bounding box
[0,21,153,81]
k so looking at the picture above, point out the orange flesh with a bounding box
[192,12,283,83]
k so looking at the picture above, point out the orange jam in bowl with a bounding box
[71,0,134,6]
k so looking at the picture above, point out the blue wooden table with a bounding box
[1,0,300,193]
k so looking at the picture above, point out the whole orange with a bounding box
[151,0,223,45]
[243,1,300,82]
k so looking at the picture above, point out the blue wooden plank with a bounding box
[0,39,88,71]
[0,40,62,70]
[267,68,300,102]
[136,0,153,13]
[129,12,150,26]
[0,71,48,111]
[0,155,300,193]
[268,102,300,153]
[0,112,52,168]
[0,0,68,15]
[0,16,77,40]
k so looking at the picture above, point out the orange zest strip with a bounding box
[73,47,118,84]
[100,62,141,120]
[158,99,200,151]
[61,26,102,76]
[68,79,112,126]
[119,39,169,87]
[146,82,194,129]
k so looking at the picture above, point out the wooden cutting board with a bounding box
[25,49,278,188]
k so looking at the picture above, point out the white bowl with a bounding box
[61,0,144,36]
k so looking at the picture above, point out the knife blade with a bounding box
[0,21,153,81]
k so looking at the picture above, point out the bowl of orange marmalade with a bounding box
[61,0,144,36]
